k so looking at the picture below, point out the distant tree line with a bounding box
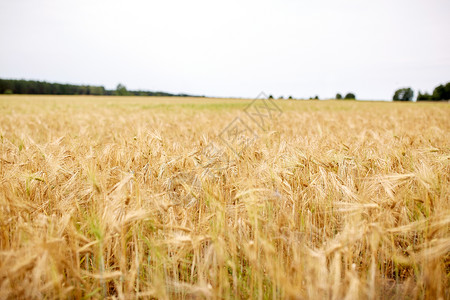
[393,82,449,101]
[268,93,355,100]
[0,79,106,95]
[4,78,448,101]
[111,83,193,97]
[416,82,450,101]
[0,79,198,97]
[336,93,356,100]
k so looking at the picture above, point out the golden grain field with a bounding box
[0,95,449,299]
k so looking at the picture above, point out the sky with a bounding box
[0,0,449,100]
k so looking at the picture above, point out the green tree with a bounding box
[115,83,129,96]
[344,93,355,100]
[417,82,450,101]
[288,96,293,99]
[432,83,450,100]
[443,82,450,99]
[336,93,342,99]
[393,87,414,101]
[417,91,431,101]
[268,95,274,99]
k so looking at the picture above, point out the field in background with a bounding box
[0,95,449,299]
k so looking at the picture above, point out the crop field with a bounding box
[0,95,449,299]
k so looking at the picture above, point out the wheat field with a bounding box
[0,95,449,299]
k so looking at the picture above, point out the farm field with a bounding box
[0,95,449,299]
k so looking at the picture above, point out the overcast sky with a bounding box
[1,0,449,100]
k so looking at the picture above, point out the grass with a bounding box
[0,95,449,299]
